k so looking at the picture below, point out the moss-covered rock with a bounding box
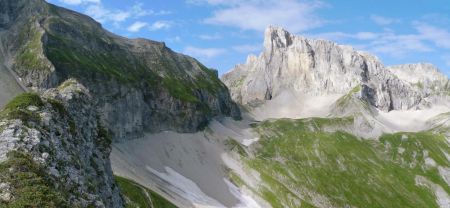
[0,80,123,207]
[0,151,67,207]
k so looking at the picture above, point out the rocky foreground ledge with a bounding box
[0,79,123,207]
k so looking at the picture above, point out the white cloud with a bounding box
[130,3,155,17]
[167,36,182,43]
[369,34,433,57]
[184,46,226,58]
[314,30,433,58]
[127,21,148,32]
[149,21,172,31]
[187,0,245,6]
[198,0,324,33]
[59,0,100,5]
[311,19,450,58]
[85,4,130,23]
[199,34,222,40]
[232,44,261,53]
[313,31,379,41]
[414,22,450,49]
[361,22,450,57]
[130,4,172,17]
[84,3,169,25]
[370,15,401,25]
[355,32,379,40]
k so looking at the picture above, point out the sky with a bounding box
[45,0,450,76]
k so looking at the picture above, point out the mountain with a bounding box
[222,26,450,114]
[222,26,450,136]
[0,0,240,141]
[217,26,450,207]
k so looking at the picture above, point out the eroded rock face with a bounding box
[222,26,450,111]
[0,0,240,141]
[388,64,450,95]
[0,79,123,207]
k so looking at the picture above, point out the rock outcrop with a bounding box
[0,0,240,141]
[222,26,450,112]
[388,63,449,88]
[0,79,123,207]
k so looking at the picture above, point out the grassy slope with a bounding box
[232,118,450,208]
[0,92,44,122]
[11,2,227,104]
[0,151,67,208]
[115,176,177,208]
[42,8,224,104]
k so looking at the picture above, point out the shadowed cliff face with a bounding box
[0,0,240,141]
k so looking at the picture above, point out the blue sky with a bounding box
[46,0,450,76]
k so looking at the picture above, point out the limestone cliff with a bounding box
[0,0,240,141]
[0,79,123,207]
[222,26,450,111]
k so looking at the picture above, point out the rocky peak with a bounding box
[222,26,450,113]
[264,26,294,50]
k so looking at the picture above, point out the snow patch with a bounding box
[224,179,261,208]
[146,166,225,208]
[438,166,450,186]
[401,135,408,141]
[242,138,259,146]
[425,157,437,167]
[415,175,450,208]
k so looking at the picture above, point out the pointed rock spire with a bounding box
[264,26,294,50]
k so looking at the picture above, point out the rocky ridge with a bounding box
[0,0,240,141]
[222,26,450,112]
[0,79,123,207]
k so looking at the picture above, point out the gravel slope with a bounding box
[0,64,24,108]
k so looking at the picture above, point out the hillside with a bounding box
[0,0,240,141]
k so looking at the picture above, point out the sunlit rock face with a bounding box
[222,26,450,111]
